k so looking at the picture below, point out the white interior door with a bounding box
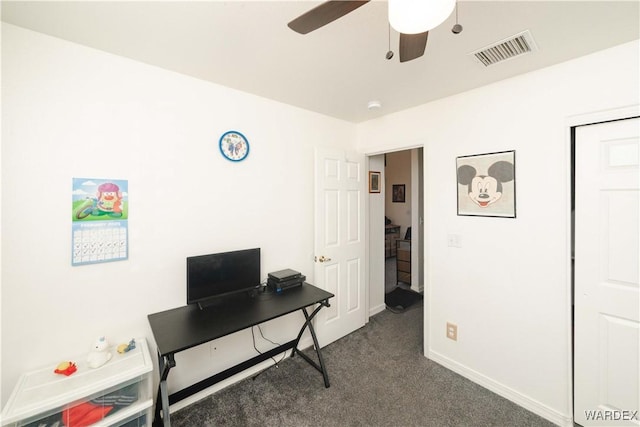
[314,147,367,347]
[574,118,640,426]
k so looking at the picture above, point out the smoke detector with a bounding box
[367,100,382,110]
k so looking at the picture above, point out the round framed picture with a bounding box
[219,131,249,162]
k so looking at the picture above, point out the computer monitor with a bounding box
[186,248,260,309]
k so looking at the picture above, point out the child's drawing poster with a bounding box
[72,178,129,266]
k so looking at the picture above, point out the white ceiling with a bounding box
[2,1,639,123]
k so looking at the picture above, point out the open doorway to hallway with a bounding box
[368,148,424,316]
[384,150,415,294]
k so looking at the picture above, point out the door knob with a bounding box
[316,255,332,263]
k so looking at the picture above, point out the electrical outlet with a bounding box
[446,322,458,341]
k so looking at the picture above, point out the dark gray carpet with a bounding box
[170,308,554,427]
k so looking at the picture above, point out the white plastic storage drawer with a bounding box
[111,410,149,427]
[1,338,153,427]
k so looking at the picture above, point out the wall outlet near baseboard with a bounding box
[446,322,458,341]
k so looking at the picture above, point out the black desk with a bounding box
[147,283,334,427]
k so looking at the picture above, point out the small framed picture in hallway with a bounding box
[456,150,516,218]
[392,184,405,203]
[369,171,381,193]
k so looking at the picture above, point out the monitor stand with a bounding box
[197,299,219,311]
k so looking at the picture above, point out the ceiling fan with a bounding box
[287,0,452,63]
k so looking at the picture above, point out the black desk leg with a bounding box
[154,351,175,427]
[292,303,331,388]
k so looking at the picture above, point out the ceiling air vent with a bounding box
[470,30,537,67]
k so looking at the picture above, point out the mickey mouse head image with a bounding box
[457,161,514,208]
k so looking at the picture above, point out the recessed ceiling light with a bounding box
[367,100,382,110]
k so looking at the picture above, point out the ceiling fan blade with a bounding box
[399,31,429,63]
[288,0,370,35]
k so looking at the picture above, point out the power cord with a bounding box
[251,326,286,365]
[250,325,286,380]
[257,324,282,349]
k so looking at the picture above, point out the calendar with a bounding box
[72,178,129,266]
[72,221,128,265]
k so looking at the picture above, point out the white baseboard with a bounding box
[369,302,386,317]
[428,350,573,427]
[169,336,315,413]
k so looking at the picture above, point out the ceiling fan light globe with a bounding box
[388,0,456,34]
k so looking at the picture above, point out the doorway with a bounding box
[368,148,424,316]
[384,149,424,294]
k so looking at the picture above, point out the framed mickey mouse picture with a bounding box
[456,150,516,218]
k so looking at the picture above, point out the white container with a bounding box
[1,338,153,427]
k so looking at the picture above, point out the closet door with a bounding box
[574,118,639,426]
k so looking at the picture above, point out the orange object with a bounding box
[62,401,113,426]
[54,362,77,376]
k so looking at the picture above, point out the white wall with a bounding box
[0,24,356,406]
[410,148,424,293]
[357,40,640,426]
[368,155,385,315]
